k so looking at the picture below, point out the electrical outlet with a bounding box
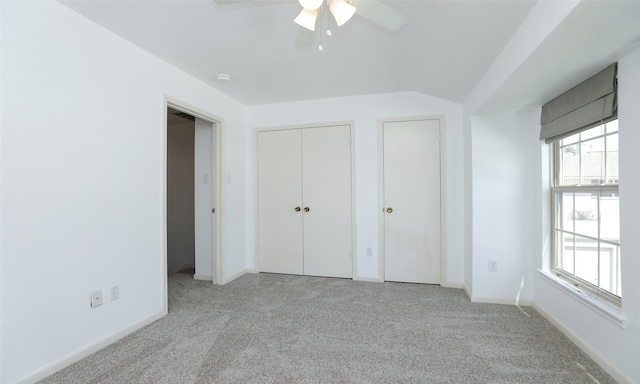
[488,260,498,272]
[111,285,120,301]
[90,290,103,308]
[365,247,373,257]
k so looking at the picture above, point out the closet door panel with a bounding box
[257,130,303,275]
[302,125,353,278]
[383,119,440,284]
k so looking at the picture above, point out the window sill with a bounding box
[537,269,627,329]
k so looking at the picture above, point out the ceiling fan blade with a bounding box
[295,26,315,47]
[350,0,408,31]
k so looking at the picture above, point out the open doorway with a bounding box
[167,109,196,275]
[165,104,222,283]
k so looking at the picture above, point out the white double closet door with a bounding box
[383,119,441,284]
[257,125,352,278]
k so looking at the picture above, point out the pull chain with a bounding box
[318,2,332,51]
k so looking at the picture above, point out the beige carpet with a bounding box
[40,273,615,383]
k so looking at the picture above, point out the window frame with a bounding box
[549,122,621,306]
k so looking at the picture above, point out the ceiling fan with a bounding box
[214,0,409,48]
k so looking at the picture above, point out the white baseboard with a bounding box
[462,285,531,306]
[14,309,166,384]
[470,295,532,306]
[222,269,248,284]
[533,303,631,384]
[463,284,472,300]
[352,277,462,286]
[441,282,464,289]
[354,275,383,283]
[193,273,213,281]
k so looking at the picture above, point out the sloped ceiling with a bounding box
[476,0,640,114]
[61,1,640,111]
[60,0,537,106]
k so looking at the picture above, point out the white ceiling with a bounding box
[61,0,640,109]
[60,0,536,105]
[478,0,640,114]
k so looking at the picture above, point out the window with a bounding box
[551,120,621,304]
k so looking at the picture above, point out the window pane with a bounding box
[573,235,599,286]
[560,144,579,185]
[561,133,580,146]
[551,120,620,303]
[557,231,575,274]
[606,134,619,184]
[581,137,604,185]
[560,192,574,231]
[600,194,619,244]
[581,124,604,140]
[599,244,621,297]
[573,192,598,238]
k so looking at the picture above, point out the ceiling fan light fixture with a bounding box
[294,8,318,31]
[329,0,356,26]
[298,0,323,11]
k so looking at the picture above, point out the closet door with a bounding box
[302,125,352,278]
[257,129,303,275]
[383,119,440,284]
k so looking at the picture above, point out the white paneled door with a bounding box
[257,129,304,275]
[257,125,352,278]
[383,119,441,284]
[302,126,352,278]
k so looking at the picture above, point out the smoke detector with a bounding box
[216,74,232,83]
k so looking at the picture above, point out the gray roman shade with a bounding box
[540,63,617,143]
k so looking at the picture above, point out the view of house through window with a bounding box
[552,120,621,302]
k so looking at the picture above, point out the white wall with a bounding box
[0,1,4,380]
[0,1,248,383]
[467,59,640,380]
[460,2,578,298]
[248,92,465,285]
[470,111,536,304]
[461,0,640,379]
[530,46,640,384]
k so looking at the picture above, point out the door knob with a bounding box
[386,207,393,213]
[304,207,310,212]
[295,207,301,212]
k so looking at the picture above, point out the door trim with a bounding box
[163,96,226,312]
[378,116,447,285]
[254,122,357,279]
